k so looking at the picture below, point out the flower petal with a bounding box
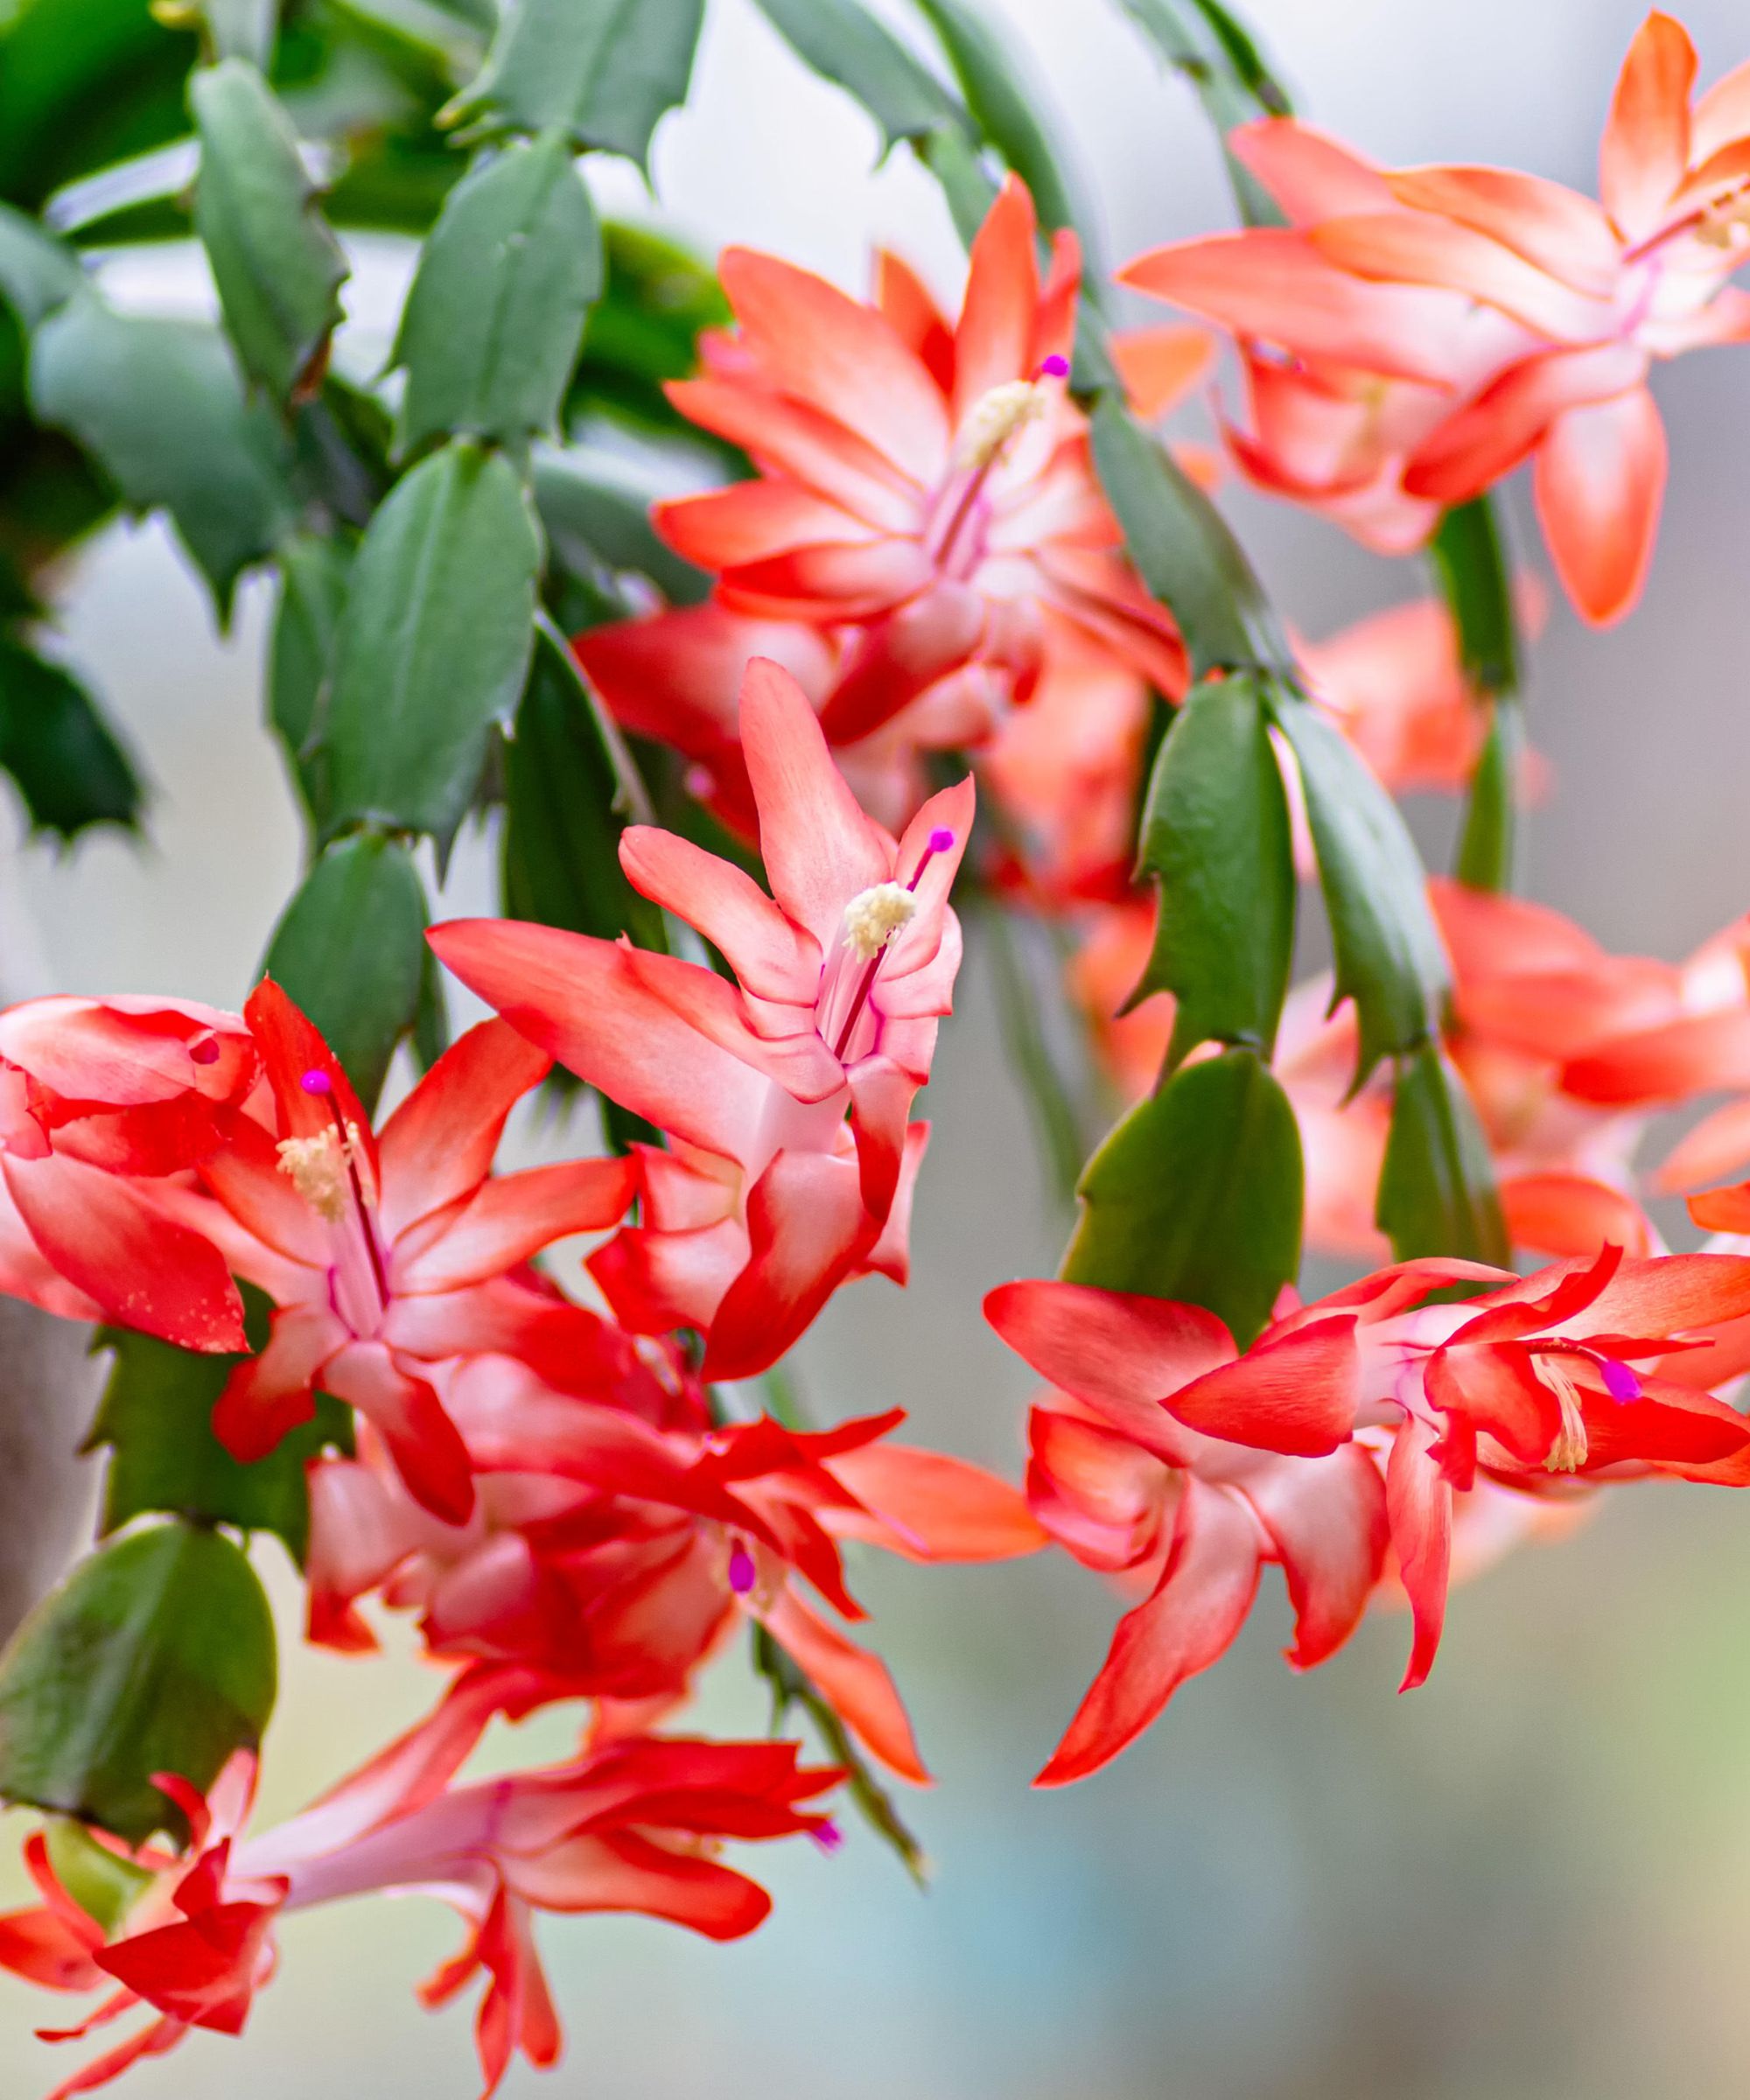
[1533,383,1667,624]
[1035,1480,1262,1785]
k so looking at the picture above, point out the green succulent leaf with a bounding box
[1062,1047,1302,1348]
[0,635,141,842]
[202,0,278,67]
[190,59,348,403]
[1266,688,1448,1088]
[1376,1040,1509,1265]
[269,529,351,826]
[1089,396,1292,680]
[324,438,541,841]
[751,0,967,154]
[534,447,708,607]
[0,1521,276,1846]
[90,1282,354,1567]
[0,205,83,330]
[396,130,601,453]
[261,831,430,1108]
[1116,0,1292,225]
[29,295,296,619]
[444,0,706,166]
[1431,495,1524,893]
[503,621,668,953]
[1131,671,1294,1069]
[912,0,1093,253]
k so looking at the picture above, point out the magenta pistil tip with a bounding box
[928,827,956,852]
[1039,354,1070,378]
[1600,1358,1642,1402]
[812,1818,844,1854]
[299,1068,333,1096]
[728,1542,757,1595]
[189,1036,220,1067]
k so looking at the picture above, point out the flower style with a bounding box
[988,1244,1750,1773]
[0,1724,839,2098]
[152,981,635,1525]
[430,657,972,1381]
[305,1353,1043,1781]
[1124,13,1750,620]
[648,174,1185,748]
[0,995,259,1349]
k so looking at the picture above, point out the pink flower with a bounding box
[431,658,972,1380]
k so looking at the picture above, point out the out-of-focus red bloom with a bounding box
[1124,14,1750,620]
[646,176,1184,751]
[431,659,971,1381]
[989,1243,1750,1774]
[305,1353,1043,1781]
[151,982,634,1525]
[0,1723,839,2099]
[1560,909,1750,1190]
[0,996,259,1348]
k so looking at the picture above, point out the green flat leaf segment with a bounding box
[324,438,541,840]
[29,294,296,618]
[1376,1041,1508,1266]
[1130,672,1294,1070]
[0,1521,276,1846]
[395,128,601,451]
[91,1283,354,1568]
[444,0,706,166]
[1063,1048,1303,1349]
[261,832,430,1110]
[751,0,966,152]
[1266,688,1448,1088]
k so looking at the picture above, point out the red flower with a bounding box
[987,1244,1750,1774]
[0,1722,839,2099]
[152,981,634,1524]
[0,995,259,1349]
[306,1351,1043,1781]
[640,176,1183,751]
[432,657,972,1380]
[1124,15,1750,620]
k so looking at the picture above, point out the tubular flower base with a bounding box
[987,1244,1750,1778]
[431,657,973,1381]
[0,1728,842,2099]
[1124,12,1750,620]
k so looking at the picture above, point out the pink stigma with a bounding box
[811,1818,844,1855]
[299,1068,332,1096]
[1600,1358,1642,1402]
[728,1542,757,1595]
[188,1037,220,1067]
[1039,354,1070,378]
[928,827,956,853]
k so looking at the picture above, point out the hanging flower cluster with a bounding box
[4,6,1750,2093]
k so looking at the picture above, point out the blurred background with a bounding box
[6,0,1750,2094]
